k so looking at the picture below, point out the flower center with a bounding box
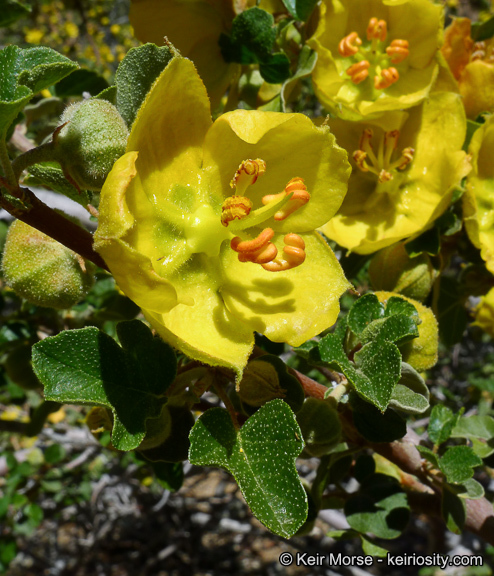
[338,17,409,90]
[221,159,310,272]
[353,128,414,183]
[471,40,494,64]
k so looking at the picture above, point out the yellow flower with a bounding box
[463,114,494,274]
[94,56,352,377]
[307,0,443,120]
[321,76,470,254]
[129,0,240,109]
[474,288,494,338]
[442,17,494,119]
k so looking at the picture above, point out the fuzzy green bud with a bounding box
[296,398,341,457]
[1,220,95,309]
[55,99,128,191]
[237,358,286,407]
[369,243,436,302]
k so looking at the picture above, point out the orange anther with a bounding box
[262,177,310,221]
[262,234,306,272]
[385,130,400,150]
[353,150,369,171]
[346,60,370,84]
[230,158,266,190]
[221,195,253,227]
[374,67,399,89]
[231,227,274,253]
[359,128,374,152]
[367,17,387,42]
[386,39,409,64]
[338,32,362,57]
[377,169,392,183]
[396,147,415,170]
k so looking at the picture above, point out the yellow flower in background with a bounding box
[321,77,470,254]
[463,114,494,274]
[94,56,351,377]
[474,288,494,338]
[307,0,443,120]
[442,17,494,119]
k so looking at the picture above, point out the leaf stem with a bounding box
[0,136,17,187]
[11,140,57,181]
[0,180,108,270]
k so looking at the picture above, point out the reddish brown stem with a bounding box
[0,183,108,270]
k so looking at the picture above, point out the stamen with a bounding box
[359,129,379,167]
[391,147,415,171]
[386,39,409,64]
[338,32,362,57]
[384,130,399,167]
[377,169,393,183]
[374,67,399,89]
[221,195,253,227]
[261,177,310,221]
[346,60,370,84]
[230,158,266,196]
[367,18,387,42]
[353,150,370,172]
[230,228,278,264]
[262,234,306,272]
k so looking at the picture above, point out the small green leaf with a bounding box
[115,44,174,129]
[416,445,439,468]
[345,474,410,539]
[25,163,90,207]
[55,69,109,97]
[452,415,494,442]
[32,324,176,450]
[428,405,462,447]
[442,487,465,533]
[388,363,430,415]
[150,461,184,492]
[347,293,384,335]
[360,314,419,347]
[0,0,30,27]
[280,0,318,21]
[453,478,485,500]
[259,52,291,84]
[471,16,494,41]
[0,46,77,136]
[189,399,307,537]
[439,446,483,484]
[383,296,420,323]
[296,398,341,457]
[360,535,389,557]
[319,334,401,412]
[354,340,402,412]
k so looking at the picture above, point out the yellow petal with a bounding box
[202,110,350,232]
[464,114,494,274]
[460,60,494,119]
[144,255,255,378]
[94,152,179,313]
[129,0,234,108]
[474,287,494,338]
[127,57,212,210]
[220,232,351,346]
[308,0,442,119]
[322,89,469,254]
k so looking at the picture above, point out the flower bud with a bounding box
[55,99,128,191]
[296,398,341,457]
[1,220,95,309]
[237,358,286,407]
[369,243,435,302]
[374,291,438,370]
